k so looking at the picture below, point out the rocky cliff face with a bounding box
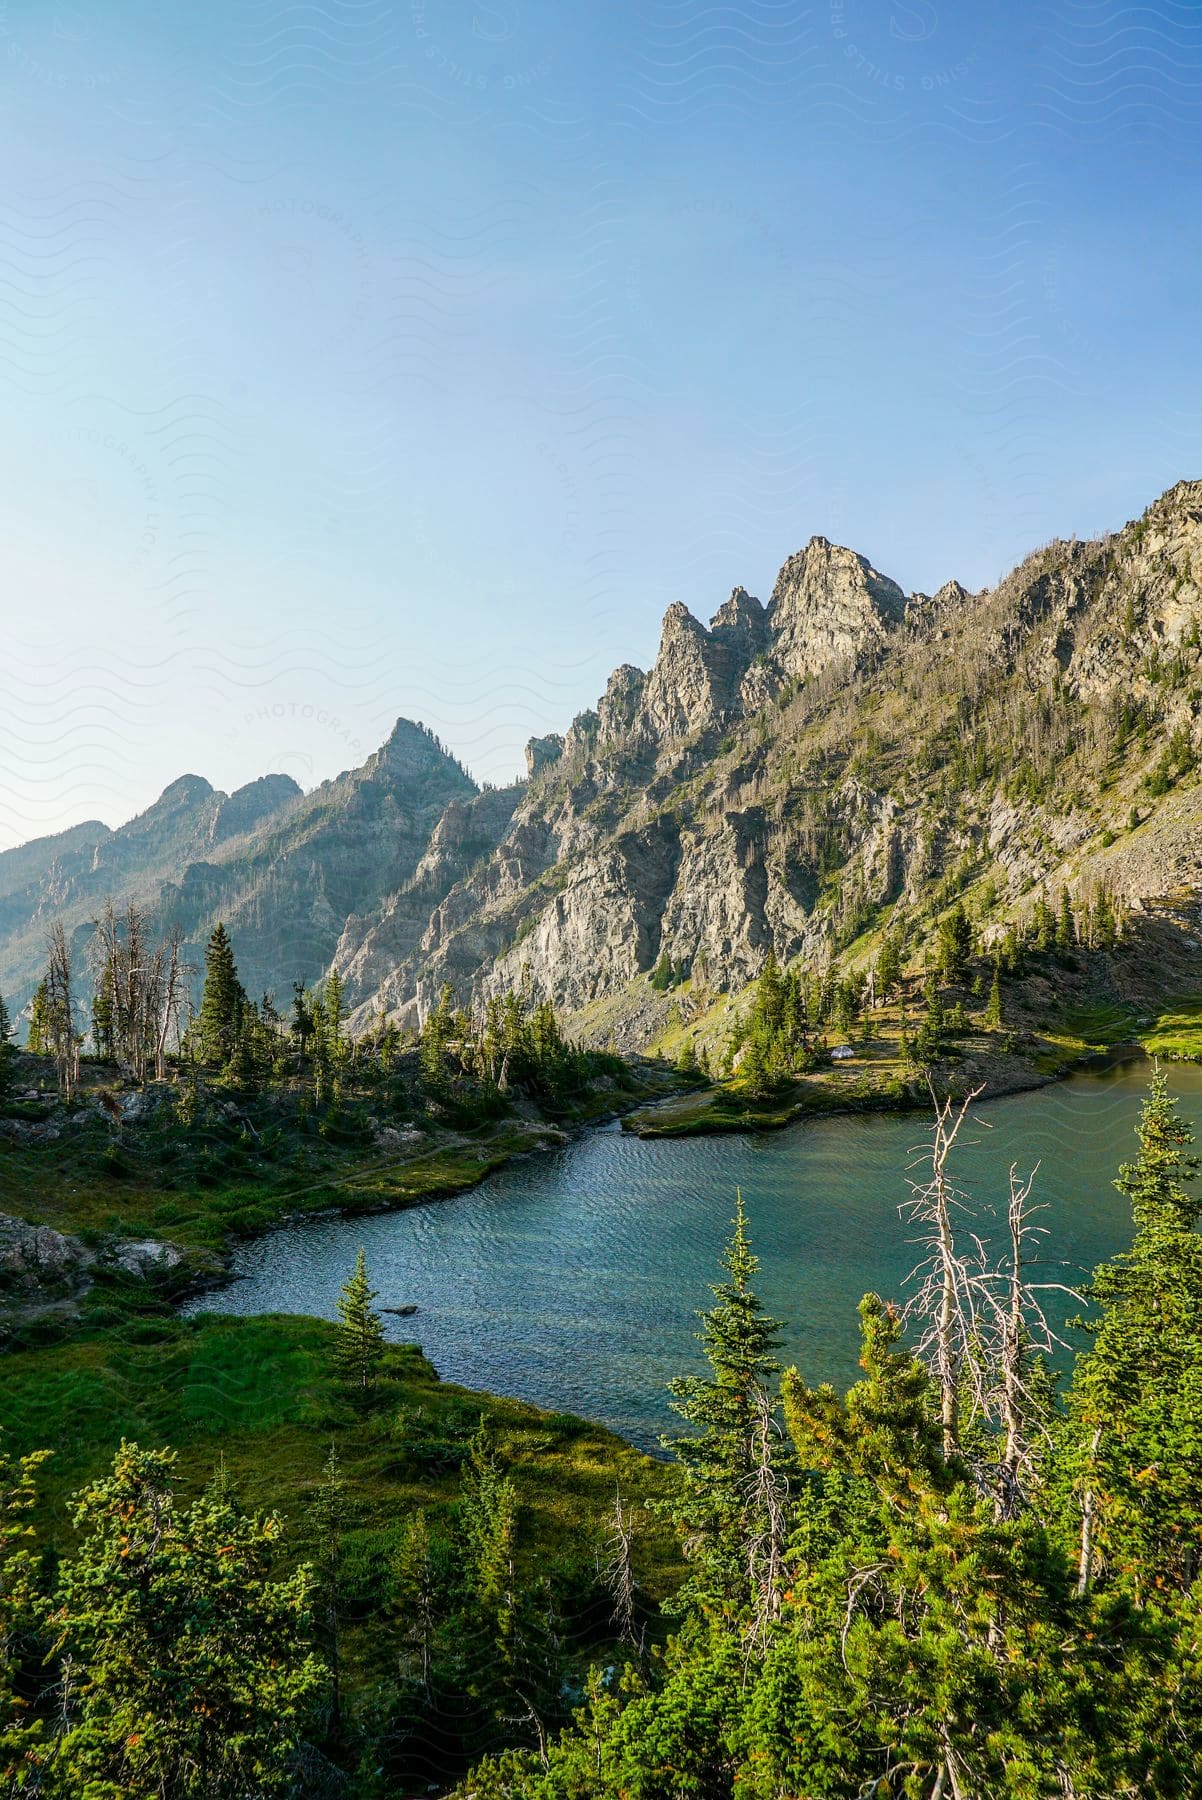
[764,537,906,685]
[338,480,1202,1046]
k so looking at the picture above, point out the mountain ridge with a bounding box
[3,481,1200,1044]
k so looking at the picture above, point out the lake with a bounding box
[186,1060,1202,1451]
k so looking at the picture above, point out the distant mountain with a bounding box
[3,482,1201,1046]
[0,724,483,1027]
[0,821,112,903]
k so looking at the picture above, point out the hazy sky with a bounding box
[2,0,1199,846]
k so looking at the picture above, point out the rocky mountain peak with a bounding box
[766,537,907,681]
[1146,476,1202,524]
[710,585,767,650]
[598,666,647,746]
[633,601,746,744]
[366,718,475,790]
[154,774,214,808]
[209,773,302,844]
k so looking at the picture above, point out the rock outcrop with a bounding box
[764,537,907,684]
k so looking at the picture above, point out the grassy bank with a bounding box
[0,1308,682,1698]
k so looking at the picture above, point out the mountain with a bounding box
[0,724,482,1025]
[2,481,1200,1045]
[335,479,1202,1045]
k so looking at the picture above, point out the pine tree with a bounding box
[1056,886,1077,953]
[936,903,973,982]
[291,980,314,1055]
[90,983,114,1060]
[198,923,244,1068]
[456,1421,520,1718]
[999,920,1022,974]
[875,932,902,1001]
[308,1443,347,1731]
[984,961,1003,1030]
[667,1192,785,1614]
[0,1430,52,1782]
[226,1015,261,1093]
[335,1249,385,1390]
[322,972,345,1067]
[390,1511,438,1692]
[756,950,784,1034]
[1069,1071,1202,1600]
[1095,887,1117,948]
[419,983,456,1101]
[52,1441,324,1798]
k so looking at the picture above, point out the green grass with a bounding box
[1050,1000,1139,1050]
[1142,997,1202,1062]
[623,1066,914,1138]
[0,1116,574,1253]
[0,1311,683,1696]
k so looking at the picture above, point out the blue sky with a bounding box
[1,0,1200,844]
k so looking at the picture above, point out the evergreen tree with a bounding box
[226,1017,261,1093]
[936,902,973,981]
[390,1511,438,1693]
[308,1444,348,1732]
[1068,1070,1202,1600]
[291,979,315,1055]
[875,932,902,1001]
[25,981,49,1057]
[51,1441,324,1798]
[335,1248,385,1390]
[198,923,245,1068]
[419,983,456,1101]
[0,1431,52,1786]
[459,1422,518,1620]
[999,920,1023,974]
[90,982,114,1060]
[323,972,345,1067]
[667,1193,785,1615]
[984,959,1003,1030]
[1056,885,1077,953]
[455,1422,521,1732]
[756,950,784,1034]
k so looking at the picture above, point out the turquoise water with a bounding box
[188,1062,1202,1451]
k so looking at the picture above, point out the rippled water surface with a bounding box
[187,1062,1202,1449]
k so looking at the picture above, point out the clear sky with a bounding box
[1,0,1199,846]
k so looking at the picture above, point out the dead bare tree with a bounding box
[977,1164,1081,1519]
[744,1383,790,1664]
[602,1488,642,1653]
[901,1084,987,1458]
[1076,1426,1103,1598]
[45,921,78,1101]
[89,901,194,1085]
[904,1094,1081,1514]
[154,924,189,1080]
